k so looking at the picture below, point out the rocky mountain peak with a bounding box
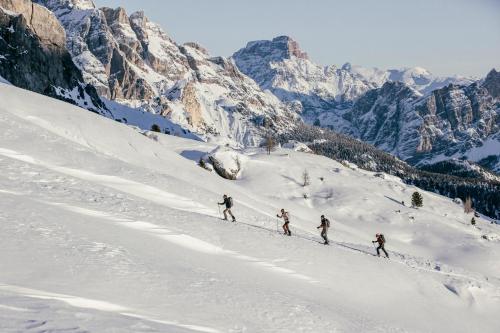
[341,62,352,71]
[102,6,128,25]
[236,35,308,63]
[483,68,500,99]
[183,42,209,56]
[35,0,95,11]
[1,0,66,46]
[379,80,418,99]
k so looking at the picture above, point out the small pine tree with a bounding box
[471,217,476,226]
[411,191,423,208]
[151,124,161,132]
[302,169,310,187]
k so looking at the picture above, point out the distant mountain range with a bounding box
[1,0,499,175]
[233,36,498,172]
[1,0,499,219]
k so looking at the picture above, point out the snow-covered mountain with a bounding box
[33,0,299,147]
[2,0,497,173]
[232,36,474,117]
[233,36,498,171]
[1,82,499,332]
[346,70,500,170]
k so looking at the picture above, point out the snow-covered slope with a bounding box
[1,83,499,332]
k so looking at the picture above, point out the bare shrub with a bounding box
[302,169,310,187]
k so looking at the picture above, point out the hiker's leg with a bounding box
[228,209,235,220]
[382,245,389,257]
[223,209,228,220]
[377,245,381,256]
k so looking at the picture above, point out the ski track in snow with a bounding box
[0,147,216,217]
[0,147,497,293]
[0,188,318,284]
[0,284,220,333]
[2,186,496,297]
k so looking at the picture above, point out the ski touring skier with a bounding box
[276,209,292,236]
[372,234,389,258]
[218,194,236,222]
[317,215,330,245]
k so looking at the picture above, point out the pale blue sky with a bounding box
[95,0,499,77]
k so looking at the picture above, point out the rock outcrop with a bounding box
[0,0,105,112]
[347,75,499,170]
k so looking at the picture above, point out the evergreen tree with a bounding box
[411,191,423,208]
[471,217,476,226]
[151,124,161,132]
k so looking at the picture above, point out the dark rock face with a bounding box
[34,0,188,100]
[0,0,105,112]
[483,69,500,99]
[346,77,499,169]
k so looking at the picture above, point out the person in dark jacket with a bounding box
[372,234,389,258]
[317,215,330,245]
[276,209,291,236]
[218,194,235,222]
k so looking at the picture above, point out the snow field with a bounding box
[0,84,499,332]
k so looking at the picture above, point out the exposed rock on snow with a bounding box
[206,147,248,180]
[283,140,313,153]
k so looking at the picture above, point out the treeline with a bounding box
[279,124,500,219]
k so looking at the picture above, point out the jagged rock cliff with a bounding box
[347,71,499,170]
[232,36,473,122]
[0,0,104,111]
[34,0,298,146]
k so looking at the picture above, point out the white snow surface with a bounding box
[0,84,500,332]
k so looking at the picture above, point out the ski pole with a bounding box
[276,217,279,233]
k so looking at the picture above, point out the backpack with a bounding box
[228,197,233,208]
[379,234,386,243]
[325,219,330,228]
